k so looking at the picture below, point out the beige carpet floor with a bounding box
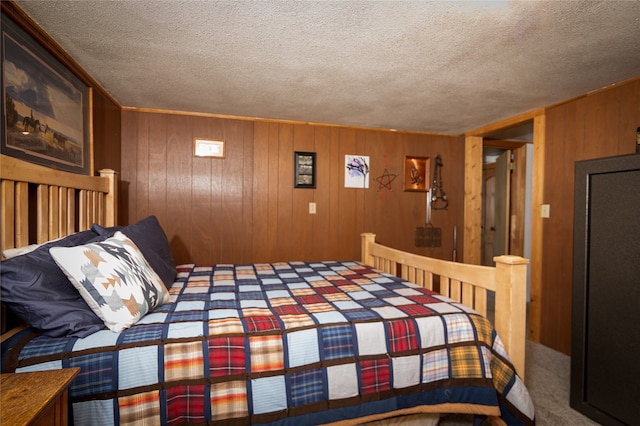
[522,340,599,425]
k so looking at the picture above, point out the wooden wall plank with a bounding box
[538,79,638,354]
[352,130,367,252]
[165,114,191,264]
[220,119,248,263]
[557,98,584,353]
[92,89,122,176]
[120,112,138,225]
[585,88,620,160]
[542,104,564,349]
[429,134,462,262]
[328,127,342,257]
[616,79,640,154]
[121,112,463,266]
[314,126,332,260]
[266,123,281,262]
[241,121,255,263]
[135,112,151,221]
[190,116,215,263]
[398,132,419,251]
[451,135,466,259]
[292,124,315,261]
[275,124,294,262]
[252,122,270,261]
[148,113,168,229]
[367,132,398,247]
[337,128,358,261]
[367,130,389,246]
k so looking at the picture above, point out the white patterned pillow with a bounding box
[49,231,171,332]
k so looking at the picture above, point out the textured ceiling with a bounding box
[12,0,640,135]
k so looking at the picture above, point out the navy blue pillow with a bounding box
[92,215,177,288]
[1,230,106,337]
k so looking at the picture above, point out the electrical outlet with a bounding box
[309,202,316,214]
[541,204,550,218]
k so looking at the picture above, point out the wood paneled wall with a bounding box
[121,111,464,265]
[540,78,640,354]
[92,89,121,175]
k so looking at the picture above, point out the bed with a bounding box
[0,154,534,425]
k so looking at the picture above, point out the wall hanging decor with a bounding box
[374,154,398,194]
[193,138,225,158]
[345,155,370,188]
[404,156,429,192]
[1,13,90,174]
[431,153,448,209]
[414,187,442,247]
[294,151,316,188]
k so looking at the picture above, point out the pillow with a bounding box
[2,244,41,259]
[0,230,106,337]
[50,231,171,332]
[92,216,177,287]
[2,235,67,259]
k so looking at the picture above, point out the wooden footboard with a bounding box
[361,233,528,380]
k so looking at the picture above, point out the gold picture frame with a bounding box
[193,138,225,158]
[404,156,430,192]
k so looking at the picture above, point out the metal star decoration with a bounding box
[375,168,398,192]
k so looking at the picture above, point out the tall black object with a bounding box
[571,153,640,425]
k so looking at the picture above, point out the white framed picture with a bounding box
[345,155,370,188]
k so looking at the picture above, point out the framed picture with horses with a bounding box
[1,11,90,175]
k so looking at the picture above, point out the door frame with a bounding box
[481,162,496,266]
[463,109,545,342]
[483,140,528,259]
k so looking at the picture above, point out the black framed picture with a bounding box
[1,12,90,174]
[294,151,316,188]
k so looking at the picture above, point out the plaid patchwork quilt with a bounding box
[2,261,534,425]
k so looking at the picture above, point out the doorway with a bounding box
[482,160,497,266]
[481,139,529,266]
[482,149,513,266]
[464,112,544,341]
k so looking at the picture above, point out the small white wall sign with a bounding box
[194,138,225,158]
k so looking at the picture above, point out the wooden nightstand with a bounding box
[1,368,79,426]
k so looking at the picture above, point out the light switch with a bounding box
[541,204,550,218]
[309,202,317,214]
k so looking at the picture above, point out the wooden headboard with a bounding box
[0,154,118,251]
[1,154,118,335]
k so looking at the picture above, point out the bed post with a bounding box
[99,169,118,227]
[493,255,529,381]
[361,233,376,265]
